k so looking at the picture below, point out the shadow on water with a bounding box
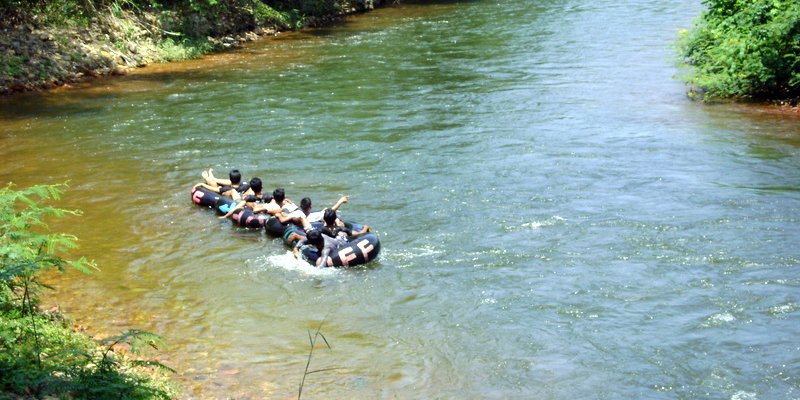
[0,74,195,122]
[0,64,248,122]
[0,91,108,122]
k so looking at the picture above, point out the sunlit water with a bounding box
[2,0,799,398]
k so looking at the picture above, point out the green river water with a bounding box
[1,0,800,398]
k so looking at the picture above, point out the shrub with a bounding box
[0,55,24,79]
[253,1,294,28]
[679,0,800,101]
[0,183,174,399]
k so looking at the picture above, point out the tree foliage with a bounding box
[1,0,365,29]
[0,183,96,310]
[679,0,800,101]
[0,183,174,399]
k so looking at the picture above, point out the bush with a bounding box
[156,36,214,61]
[0,0,93,26]
[253,1,295,29]
[679,0,800,101]
[0,183,175,399]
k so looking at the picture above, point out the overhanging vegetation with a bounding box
[679,0,800,102]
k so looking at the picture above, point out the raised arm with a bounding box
[331,195,349,211]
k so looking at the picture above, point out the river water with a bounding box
[2,0,800,398]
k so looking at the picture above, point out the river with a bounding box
[1,0,799,398]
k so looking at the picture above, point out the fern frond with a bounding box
[130,359,176,373]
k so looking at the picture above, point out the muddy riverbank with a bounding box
[0,0,391,95]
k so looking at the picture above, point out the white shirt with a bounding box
[306,210,324,223]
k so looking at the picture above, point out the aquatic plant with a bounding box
[298,321,337,399]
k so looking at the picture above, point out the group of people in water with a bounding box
[192,168,370,266]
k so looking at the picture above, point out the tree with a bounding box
[0,183,95,314]
[0,183,174,399]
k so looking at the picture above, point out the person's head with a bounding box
[273,188,285,204]
[229,169,242,185]
[306,229,323,248]
[249,177,262,194]
[323,208,337,226]
[300,197,312,211]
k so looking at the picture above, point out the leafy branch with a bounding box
[99,329,175,373]
[0,183,175,398]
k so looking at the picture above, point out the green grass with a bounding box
[0,310,176,399]
[155,37,215,62]
[253,1,297,29]
[0,55,25,78]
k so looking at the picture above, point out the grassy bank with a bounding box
[0,184,175,398]
[0,0,391,94]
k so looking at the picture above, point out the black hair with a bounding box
[229,169,241,185]
[306,229,323,247]
[300,197,312,210]
[273,188,285,204]
[250,177,262,194]
[323,208,337,225]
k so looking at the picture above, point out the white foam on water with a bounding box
[382,245,443,267]
[521,221,547,229]
[260,251,338,277]
[767,302,797,317]
[705,312,737,326]
[517,216,566,230]
[731,390,757,400]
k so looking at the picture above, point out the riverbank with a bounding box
[0,0,392,95]
[678,0,799,103]
[0,183,176,399]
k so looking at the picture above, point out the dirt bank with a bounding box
[0,0,392,95]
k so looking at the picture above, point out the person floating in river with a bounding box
[215,177,283,229]
[282,195,353,247]
[300,195,349,223]
[263,188,296,214]
[194,168,250,200]
[263,188,313,227]
[293,229,344,267]
[220,187,308,228]
[320,208,369,239]
[238,177,268,205]
[215,177,270,219]
[205,168,248,191]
